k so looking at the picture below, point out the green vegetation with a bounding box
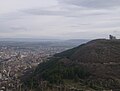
[39,60,90,84]
[23,39,120,90]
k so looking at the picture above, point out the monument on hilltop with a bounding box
[109,35,116,40]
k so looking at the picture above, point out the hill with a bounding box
[23,39,120,90]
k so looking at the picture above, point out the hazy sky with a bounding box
[0,0,120,39]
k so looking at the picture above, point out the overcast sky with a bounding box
[0,0,120,39]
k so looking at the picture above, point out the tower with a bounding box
[109,35,116,40]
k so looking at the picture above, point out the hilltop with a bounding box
[23,39,120,90]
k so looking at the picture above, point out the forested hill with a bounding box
[23,39,120,90]
[55,39,120,63]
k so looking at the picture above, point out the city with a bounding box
[0,40,79,91]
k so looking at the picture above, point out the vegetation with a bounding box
[23,39,120,90]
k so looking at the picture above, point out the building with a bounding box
[109,35,116,40]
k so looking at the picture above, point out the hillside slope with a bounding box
[24,39,120,90]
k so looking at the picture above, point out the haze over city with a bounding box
[0,0,120,39]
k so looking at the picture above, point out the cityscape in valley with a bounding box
[1,0,120,91]
[0,40,88,91]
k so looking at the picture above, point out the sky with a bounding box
[0,0,120,39]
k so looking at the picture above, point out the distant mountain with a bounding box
[0,38,89,48]
[0,38,62,42]
[23,39,120,90]
[0,38,88,42]
[0,39,89,51]
[50,39,89,47]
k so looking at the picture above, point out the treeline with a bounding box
[41,61,90,84]
[22,57,91,90]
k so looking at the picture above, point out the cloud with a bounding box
[10,26,27,31]
[0,0,120,39]
[0,12,24,22]
[23,9,68,16]
[59,0,120,9]
[22,6,111,19]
